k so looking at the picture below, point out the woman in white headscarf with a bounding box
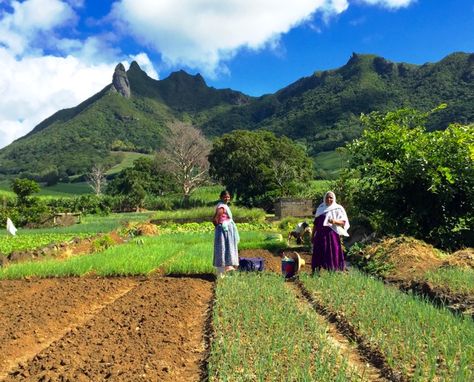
[312,191,349,272]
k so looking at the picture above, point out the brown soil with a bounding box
[442,248,474,269]
[0,276,213,382]
[362,237,444,282]
[239,248,313,275]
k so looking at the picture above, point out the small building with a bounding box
[53,212,82,226]
[274,198,313,219]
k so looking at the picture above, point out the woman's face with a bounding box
[325,193,334,206]
[221,193,231,203]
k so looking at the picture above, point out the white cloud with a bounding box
[128,53,159,79]
[0,48,159,149]
[111,0,414,75]
[358,0,415,9]
[0,49,114,148]
[111,0,339,76]
[0,0,76,55]
[0,1,160,149]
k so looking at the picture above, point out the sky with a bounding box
[0,0,473,149]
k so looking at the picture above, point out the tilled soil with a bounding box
[0,276,213,382]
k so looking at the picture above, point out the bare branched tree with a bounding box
[86,165,107,196]
[270,159,298,196]
[157,122,211,204]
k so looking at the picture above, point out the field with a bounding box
[0,214,472,381]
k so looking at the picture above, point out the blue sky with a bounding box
[0,0,473,148]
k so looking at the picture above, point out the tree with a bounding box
[347,107,473,249]
[86,165,107,196]
[156,122,211,204]
[11,178,40,205]
[106,157,177,210]
[208,130,313,208]
[10,178,49,226]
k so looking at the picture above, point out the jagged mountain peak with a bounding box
[112,63,131,98]
[164,70,206,87]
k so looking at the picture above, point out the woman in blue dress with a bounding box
[212,190,240,277]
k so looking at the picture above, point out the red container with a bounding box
[281,258,296,278]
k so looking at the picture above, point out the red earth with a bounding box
[0,248,292,382]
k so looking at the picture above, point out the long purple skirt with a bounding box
[312,214,345,271]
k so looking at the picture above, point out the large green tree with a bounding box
[208,130,314,208]
[347,107,473,249]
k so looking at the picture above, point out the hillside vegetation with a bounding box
[0,52,472,178]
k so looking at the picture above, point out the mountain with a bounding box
[201,52,474,154]
[0,62,251,177]
[0,52,472,177]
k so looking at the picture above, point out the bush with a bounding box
[347,107,473,250]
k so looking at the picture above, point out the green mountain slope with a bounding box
[201,52,474,154]
[0,52,472,177]
[0,63,251,176]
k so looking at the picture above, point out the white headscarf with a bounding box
[315,191,350,237]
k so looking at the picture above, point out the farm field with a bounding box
[0,217,472,381]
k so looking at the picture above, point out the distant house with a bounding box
[274,198,313,219]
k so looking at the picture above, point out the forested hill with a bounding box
[0,62,252,177]
[202,52,474,154]
[0,52,472,177]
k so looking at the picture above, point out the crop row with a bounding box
[208,272,366,381]
[300,271,474,381]
[0,231,282,279]
[0,233,90,255]
[425,267,474,295]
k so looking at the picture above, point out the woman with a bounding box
[213,190,240,277]
[312,191,350,272]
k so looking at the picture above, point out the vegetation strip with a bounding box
[287,282,389,382]
[295,280,405,382]
[0,231,284,279]
[208,272,366,381]
[300,271,474,381]
[395,278,474,320]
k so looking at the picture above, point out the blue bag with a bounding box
[239,257,264,272]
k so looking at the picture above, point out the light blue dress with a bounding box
[213,202,240,268]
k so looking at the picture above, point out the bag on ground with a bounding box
[238,257,264,272]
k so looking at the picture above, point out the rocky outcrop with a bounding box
[112,63,131,98]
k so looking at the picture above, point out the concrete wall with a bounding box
[274,198,313,219]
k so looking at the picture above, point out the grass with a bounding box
[301,270,474,381]
[152,205,266,222]
[106,151,154,176]
[208,272,365,381]
[0,230,284,279]
[0,180,92,198]
[425,267,474,296]
[314,150,346,179]
[0,232,90,255]
[0,212,154,237]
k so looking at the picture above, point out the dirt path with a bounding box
[288,283,389,381]
[0,276,213,382]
